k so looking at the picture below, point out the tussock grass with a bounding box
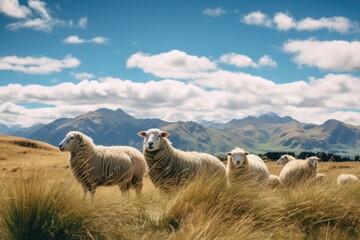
[1,169,360,239]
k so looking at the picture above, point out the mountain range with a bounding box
[1,108,359,156]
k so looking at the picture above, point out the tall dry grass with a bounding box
[1,169,360,239]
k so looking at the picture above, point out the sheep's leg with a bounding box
[134,179,143,196]
[119,183,130,197]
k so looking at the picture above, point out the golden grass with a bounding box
[0,135,360,239]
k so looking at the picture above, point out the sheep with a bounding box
[278,156,319,187]
[137,128,226,192]
[337,173,359,186]
[226,147,269,184]
[267,174,281,188]
[276,154,296,165]
[315,173,327,183]
[59,131,147,202]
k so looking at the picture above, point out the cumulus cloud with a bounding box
[283,39,360,71]
[219,53,277,68]
[297,16,356,33]
[242,11,358,33]
[273,12,296,31]
[4,0,87,32]
[0,0,31,18]
[63,35,109,44]
[71,72,95,80]
[0,72,359,126]
[203,7,227,17]
[0,55,80,74]
[241,11,272,28]
[126,49,217,79]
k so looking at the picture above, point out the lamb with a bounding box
[226,147,269,184]
[278,156,319,187]
[137,128,226,192]
[337,173,359,186]
[276,154,296,165]
[59,131,147,202]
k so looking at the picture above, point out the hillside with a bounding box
[1,108,360,156]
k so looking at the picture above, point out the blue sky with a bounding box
[0,0,360,127]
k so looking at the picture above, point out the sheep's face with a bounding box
[276,155,294,165]
[227,151,248,167]
[307,156,319,168]
[138,129,170,152]
[59,132,81,152]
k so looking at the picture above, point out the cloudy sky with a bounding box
[0,0,360,127]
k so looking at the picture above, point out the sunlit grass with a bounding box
[1,166,360,239]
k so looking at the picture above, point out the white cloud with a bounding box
[203,7,226,17]
[4,0,87,32]
[297,16,356,33]
[71,72,95,80]
[283,39,360,71]
[0,0,31,18]
[0,72,359,126]
[28,0,50,20]
[0,50,359,127]
[241,11,272,28]
[126,50,217,79]
[273,12,296,31]
[219,53,258,68]
[258,55,277,68]
[242,11,358,33]
[0,55,80,74]
[63,35,109,44]
[78,17,88,29]
[219,53,277,69]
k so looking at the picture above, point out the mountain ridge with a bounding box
[1,108,359,156]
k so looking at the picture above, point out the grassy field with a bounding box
[0,135,360,239]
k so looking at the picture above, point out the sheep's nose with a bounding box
[58,144,64,151]
[148,141,154,148]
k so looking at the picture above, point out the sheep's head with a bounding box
[58,131,83,152]
[138,128,170,152]
[226,148,249,167]
[307,156,319,168]
[276,154,295,165]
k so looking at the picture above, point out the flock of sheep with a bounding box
[58,128,359,202]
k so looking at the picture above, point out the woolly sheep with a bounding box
[59,131,147,202]
[137,128,226,192]
[267,174,280,188]
[315,173,327,183]
[276,154,296,165]
[226,147,270,184]
[337,173,359,186]
[279,156,319,187]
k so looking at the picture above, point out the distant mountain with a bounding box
[2,108,360,156]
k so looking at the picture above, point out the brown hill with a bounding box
[0,135,68,173]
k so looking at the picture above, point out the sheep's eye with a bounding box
[158,135,162,139]
[70,137,74,140]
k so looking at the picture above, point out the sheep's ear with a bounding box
[137,131,147,137]
[245,152,250,155]
[75,133,82,139]
[161,131,170,138]
[226,152,232,156]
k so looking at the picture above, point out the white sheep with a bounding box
[337,173,359,186]
[314,173,327,183]
[278,156,319,187]
[226,147,269,184]
[267,174,281,188]
[59,131,147,202]
[137,128,226,192]
[276,154,296,165]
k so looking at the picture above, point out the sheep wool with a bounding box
[337,173,359,186]
[138,128,226,192]
[59,131,147,202]
[279,156,319,187]
[276,154,296,165]
[226,147,269,183]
